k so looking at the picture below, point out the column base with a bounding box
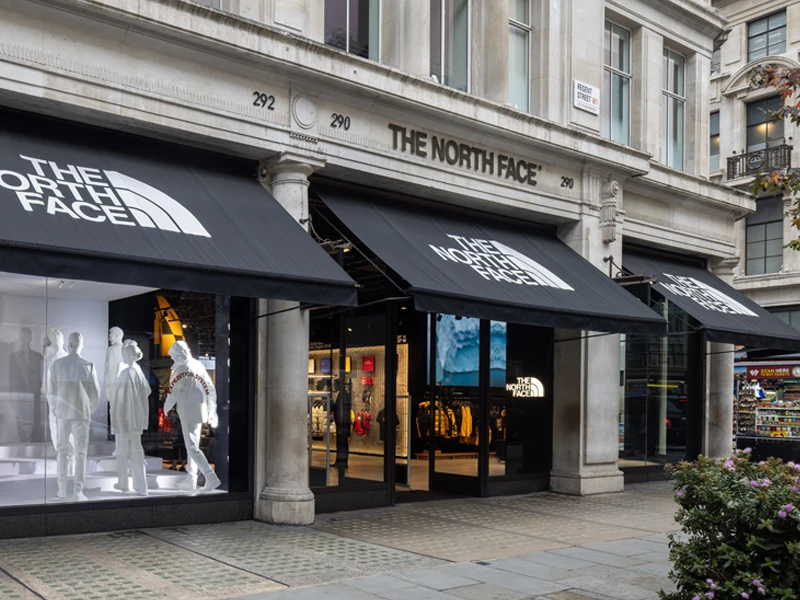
[550,468,624,495]
[256,487,315,525]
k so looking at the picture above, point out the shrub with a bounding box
[661,451,800,600]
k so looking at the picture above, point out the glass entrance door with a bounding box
[426,314,483,496]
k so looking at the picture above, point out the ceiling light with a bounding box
[68,282,75,289]
[182,324,187,329]
[57,280,64,289]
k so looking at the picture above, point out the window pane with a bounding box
[611,25,630,73]
[663,50,684,96]
[768,28,786,47]
[791,311,800,327]
[670,98,684,170]
[747,124,767,152]
[325,0,348,52]
[747,241,765,259]
[368,0,381,61]
[710,152,719,171]
[603,68,612,140]
[443,0,469,92]
[766,220,783,241]
[662,94,668,163]
[749,17,768,37]
[612,73,630,144]
[775,311,791,324]
[749,46,768,61]
[767,120,784,144]
[749,34,767,52]
[747,224,766,242]
[710,134,720,157]
[747,259,765,275]
[766,239,783,259]
[430,0,442,79]
[711,48,721,74]
[710,112,720,136]
[604,21,612,67]
[769,11,786,29]
[766,256,782,273]
[510,0,529,25]
[769,41,787,56]
[508,25,529,111]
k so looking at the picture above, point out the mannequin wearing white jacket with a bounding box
[43,326,75,475]
[50,332,100,501]
[111,340,150,496]
[163,341,220,493]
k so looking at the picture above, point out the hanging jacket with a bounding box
[354,410,372,436]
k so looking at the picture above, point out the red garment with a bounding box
[354,411,371,436]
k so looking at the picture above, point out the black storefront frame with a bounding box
[0,293,256,539]
[312,302,556,512]
[619,247,707,483]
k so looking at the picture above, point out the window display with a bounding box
[0,271,236,507]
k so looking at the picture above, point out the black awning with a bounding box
[623,253,800,351]
[317,188,666,335]
[0,110,356,305]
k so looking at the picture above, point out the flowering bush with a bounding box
[661,451,800,600]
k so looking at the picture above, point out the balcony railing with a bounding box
[727,144,792,180]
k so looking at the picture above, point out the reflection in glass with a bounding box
[0,272,233,507]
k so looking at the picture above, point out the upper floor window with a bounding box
[509,0,531,111]
[748,11,786,62]
[772,307,800,330]
[710,112,720,171]
[746,196,783,276]
[324,0,380,61]
[747,96,784,153]
[603,21,631,145]
[430,0,470,91]
[662,49,685,171]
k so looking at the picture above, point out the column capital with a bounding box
[261,152,326,179]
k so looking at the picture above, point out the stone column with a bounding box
[381,0,430,78]
[254,152,325,525]
[470,0,509,104]
[705,258,737,459]
[685,52,711,176]
[530,0,565,122]
[551,174,625,494]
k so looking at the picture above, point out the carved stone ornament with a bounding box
[599,180,619,244]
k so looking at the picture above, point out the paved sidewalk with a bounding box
[0,481,679,600]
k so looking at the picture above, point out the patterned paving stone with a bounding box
[0,531,281,600]
[0,568,39,600]
[146,521,444,586]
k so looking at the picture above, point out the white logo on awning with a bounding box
[660,273,757,317]
[429,234,574,290]
[0,155,210,237]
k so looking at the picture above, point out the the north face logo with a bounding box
[429,234,574,290]
[660,273,757,317]
[0,155,210,237]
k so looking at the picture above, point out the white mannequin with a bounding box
[163,341,220,493]
[111,340,149,496]
[50,332,100,501]
[104,327,124,459]
[104,327,124,401]
[43,326,75,476]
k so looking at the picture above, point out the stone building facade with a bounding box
[711,0,800,315]
[0,0,782,536]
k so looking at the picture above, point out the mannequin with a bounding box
[163,341,220,493]
[43,326,75,476]
[104,327,124,458]
[50,332,100,501]
[111,340,149,496]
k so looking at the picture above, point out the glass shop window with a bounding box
[0,271,238,507]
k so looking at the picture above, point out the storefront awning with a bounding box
[318,188,666,335]
[0,111,356,305]
[623,253,800,351]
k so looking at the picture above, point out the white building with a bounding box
[0,0,793,538]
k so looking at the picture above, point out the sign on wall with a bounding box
[573,80,600,115]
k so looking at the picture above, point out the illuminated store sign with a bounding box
[505,377,545,398]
